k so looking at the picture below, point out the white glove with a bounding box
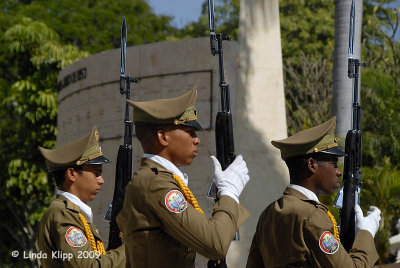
[355,204,381,238]
[211,155,250,203]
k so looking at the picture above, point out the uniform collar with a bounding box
[143,154,189,186]
[288,184,319,202]
[56,189,93,223]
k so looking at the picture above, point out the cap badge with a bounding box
[95,130,99,142]
[65,226,87,247]
[165,190,188,213]
[319,231,339,254]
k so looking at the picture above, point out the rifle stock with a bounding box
[215,112,235,170]
[340,129,361,251]
[107,143,132,250]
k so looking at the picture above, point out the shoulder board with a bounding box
[316,203,328,212]
[65,199,81,213]
[302,200,329,212]
[150,167,173,176]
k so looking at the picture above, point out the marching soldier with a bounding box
[117,89,250,267]
[246,117,381,268]
[37,126,125,267]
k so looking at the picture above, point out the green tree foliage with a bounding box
[0,17,88,267]
[362,68,400,166]
[279,0,335,133]
[280,1,334,67]
[360,3,400,261]
[284,52,333,135]
[362,159,400,263]
[362,3,400,167]
[4,0,177,53]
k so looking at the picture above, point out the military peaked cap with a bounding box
[39,126,111,171]
[126,89,203,130]
[272,117,345,160]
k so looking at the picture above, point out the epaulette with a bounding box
[150,167,173,176]
[316,203,329,212]
[65,199,81,213]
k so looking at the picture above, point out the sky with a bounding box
[147,0,205,29]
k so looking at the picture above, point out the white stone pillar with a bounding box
[226,0,289,267]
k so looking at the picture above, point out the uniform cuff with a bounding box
[219,190,239,204]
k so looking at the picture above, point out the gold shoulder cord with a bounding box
[326,210,340,242]
[173,175,204,214]
[79,213,106,254]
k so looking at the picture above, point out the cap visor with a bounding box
[85,155,112,164]
[320,147,346,157]
[182,120,204,131]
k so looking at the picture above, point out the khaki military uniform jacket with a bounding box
[246,187,379,268]
[37,195,125,268]
[117,158,250,268]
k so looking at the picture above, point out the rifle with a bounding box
[333,0,366,252]
[104,17,138,250]
[206,0,236,267]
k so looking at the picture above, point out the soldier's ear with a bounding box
[157,130,168,146]
[65,167,77,182]
[307,158,318,174]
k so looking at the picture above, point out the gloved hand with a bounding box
[211,155,250,203]
[355,204,381,238]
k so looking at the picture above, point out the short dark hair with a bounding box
[135,125,159,143]
[50,165,83,188]
[285,156,312,184]
[285,153,339,184]
[135,124,177,152]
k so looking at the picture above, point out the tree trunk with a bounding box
[332,0,363,136]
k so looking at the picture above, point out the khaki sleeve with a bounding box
[146,179,249,260]
[303,210,379,268]
[51,218,125,267]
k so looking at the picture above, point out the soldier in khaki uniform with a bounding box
[117,89,250,268]
[246,117,381,268]
[37,126,125,267]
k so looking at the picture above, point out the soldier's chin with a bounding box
[184,157,194,166]
[87,194,97,202]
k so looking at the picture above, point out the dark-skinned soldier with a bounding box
[37,126,125,267]
[246,117,381,268]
